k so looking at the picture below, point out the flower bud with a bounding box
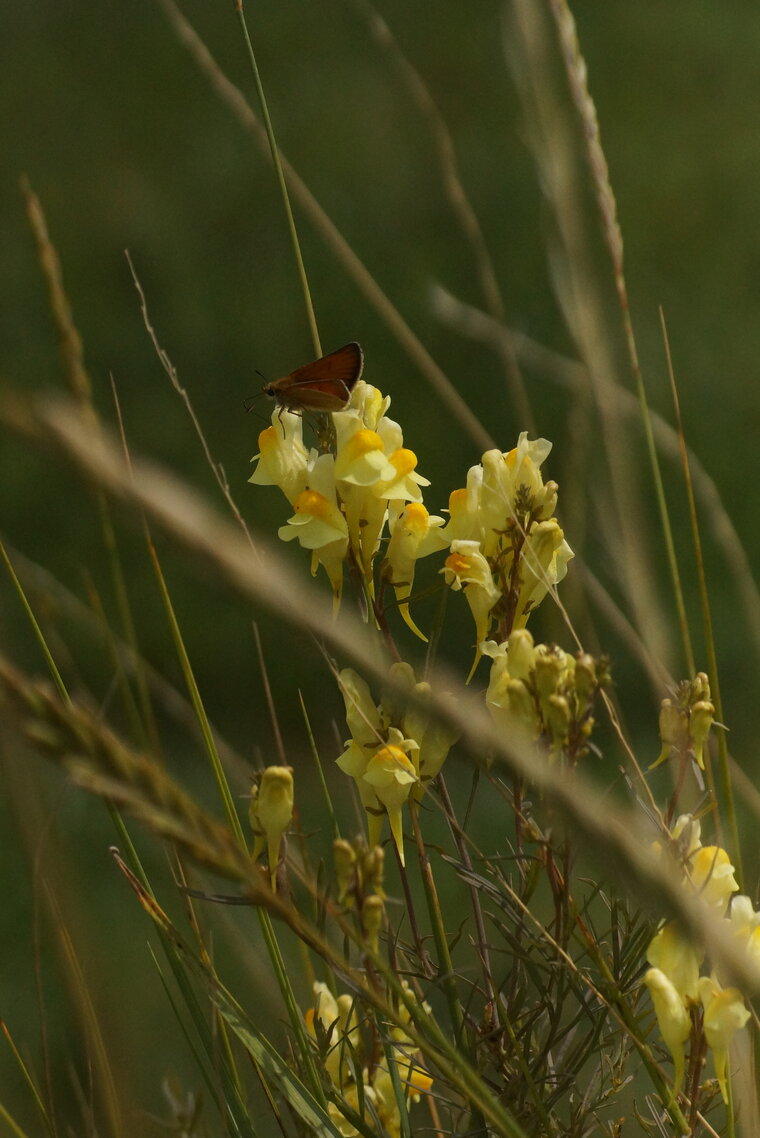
[506,628,536,680]
[650,699,688,769]
[534,651,565,701]
[692,672,711,702]
[689,699,714,770]
[573,653,598,705]
[507,679,537,731]
[545,693,571,751]
[255,766,294,889]
[361,843,386,897]
[535,479,559,519]
[333,838,356,903]
[362,894,385,955]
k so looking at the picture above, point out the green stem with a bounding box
[409,803,464,1042]
[1,541,68,704]
[575,909,691,1134]
[235,1,321,357]
[256,907,329,1111]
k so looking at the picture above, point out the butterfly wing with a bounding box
[269,342,364,411]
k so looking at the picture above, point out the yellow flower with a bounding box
[334,424,396,486]
[278,462,350,609]
[439,436,572,656]
[340,483,388,586]
[382,503,447,640]
[338,668,383,748]
[646,921,702,1004]
[512,519,572,629]
[340,378,391,430]
[372,1051,432,1138]
[375,447,429,503]
[372,1069,401,1138]
[362,739,419,865]
[644,968,691,1095]
[688,845,739,914]
[401,681,458,798]
[479,436,554,553]
[305,982,362,1091]
[335,739,386,849]
[279,488,348,550]
[698,975,750,1103]
[249,766,294,889]
[483,636,539,738]
[248,413,308,504]
[337,666,455,855]
[442,540,501,677]
[438,465,484,545]
[727,895,760,969]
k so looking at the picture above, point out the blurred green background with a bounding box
[3,0,760,1131]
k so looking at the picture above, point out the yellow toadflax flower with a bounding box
[336,665,455,860]
[382,502,447,640]
[358,736,419,866]
[439,434,573,671]
[644,967,691,1096]
[248,413,309,504]
[646,921,703,1005]
[442,540,501,679]
[688,845,739,914]
[698,976,750,1103]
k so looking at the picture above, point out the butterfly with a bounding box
[262,342,364,414]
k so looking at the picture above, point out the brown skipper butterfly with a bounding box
[262,342,364,414]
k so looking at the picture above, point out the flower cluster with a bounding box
[651,673,716,772]
[336,663,458,865]
[333,834,386,909]
[332,835,388,954]
[644,814,753,1102]
[305,981,433,1138]
[250,381,442,612]
[432,434,573,676]
[251,378,571,656]
[482,629,608,762]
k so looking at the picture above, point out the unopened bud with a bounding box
[506,678,537,730]
[574,653,598,704]
[506,628,535,680]
[651,699,688,769]
[535,480,559,519]
[361,844,385,897]
[692,672,711,703]
[256,766,294,889]
[362,894,385,955]
[333,838,356,903]
[545,693,571,750]
[690,700,715,770]
[534,652,565,700]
